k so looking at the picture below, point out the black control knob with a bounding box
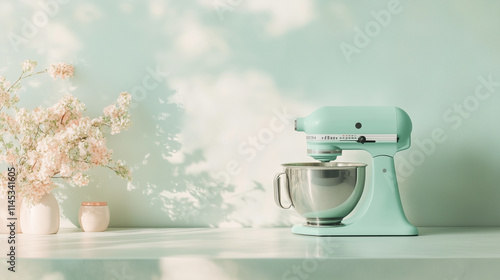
[357,136,375,144]
[357,136,367,144]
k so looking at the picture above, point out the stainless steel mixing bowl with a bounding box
[274,162,366,226]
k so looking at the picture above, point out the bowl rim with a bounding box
[281,162,367,169]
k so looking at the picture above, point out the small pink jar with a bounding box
[79,202,110,232]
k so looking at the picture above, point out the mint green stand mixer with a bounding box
[274,106,418,236]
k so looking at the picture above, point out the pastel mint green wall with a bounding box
[1,0,499,227]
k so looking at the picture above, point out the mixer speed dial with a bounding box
[357,136,375,144]
[306,134,397,143]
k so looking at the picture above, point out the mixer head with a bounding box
[295,106,412,161]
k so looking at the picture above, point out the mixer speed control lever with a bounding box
[357,136,375,144]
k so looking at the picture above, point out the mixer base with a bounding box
[292,223,418,236]
[306,218,343,226]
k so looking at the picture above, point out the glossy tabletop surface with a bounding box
[2,227,500,280]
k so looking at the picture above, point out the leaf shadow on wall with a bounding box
[39,1,267,227]
[55,87,248,227]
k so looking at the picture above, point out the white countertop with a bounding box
[2,227,500,280]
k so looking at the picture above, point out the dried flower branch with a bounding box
[0,60,132,205]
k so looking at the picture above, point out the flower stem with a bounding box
[6,69,48,93]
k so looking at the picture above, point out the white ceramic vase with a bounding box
[0,196,22,234]
[20,192,60,234]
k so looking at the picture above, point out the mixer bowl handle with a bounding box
[274,172,293,209]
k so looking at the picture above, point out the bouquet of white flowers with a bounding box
[0,60,132,205]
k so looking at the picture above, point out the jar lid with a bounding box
[81,202,107,206]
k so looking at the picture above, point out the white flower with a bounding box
[117,92,132,108]
[72,172,90,187]
[0,76,11,92]
[1,60,132,204]
[0,89,9,107]
[21,60,38,73]
[48,62,74,80]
